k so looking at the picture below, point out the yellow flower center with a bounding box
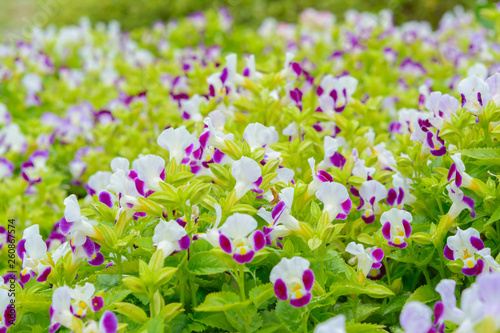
[239,247,247,255]
[365,210,370,218]
[394,238,402,245]
[463,249,472,260]
[206,155,211,162]
[79,301,88,309]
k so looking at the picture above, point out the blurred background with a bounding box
[0,0,495,35]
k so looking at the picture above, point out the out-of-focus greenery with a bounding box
[2,0,491,32]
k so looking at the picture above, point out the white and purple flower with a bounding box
[345,242,384,277]
[380,208,412,248]
[446,183,475,219]
[157,126,200,164]
[232,156,264,200]
[270,256,314,307]
[18,225,51,283]
[218,213,265,264]
[152,219,191,258]
[132,154,166,194]
[315,182,352,223]
[443,227,486,276]
[317,75,358,114]
[82,311,118,333]
[357,180,388,224]
[457,76,492,115]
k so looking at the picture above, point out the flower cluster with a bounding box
[2,4,500,333]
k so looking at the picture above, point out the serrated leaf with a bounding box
[194,312,235,331]
[16,293,51,313]
[275,300,302,332]
[187,250,236,275]
[458,148,500,161]
[195,291,250,312]
[406,284,438,304]
[346,323,385,333]
[147,316,164,333]
[249,283,274,308]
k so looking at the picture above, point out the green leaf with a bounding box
[457,148,500,163]
[147,316,164,333]
[114,302,148,323]
[381,294,409,316]
[195,291,250,312]
[275,300,303,332]
[134,237,153,250]
[330,279,394,299]
[16,293,51,313]
[187,250,236,275]
[194,312,235,331]
[249,283,275,308]
[104,289,132,307]
[346,323,386,333]
[160,302,184,323]
[406,284,438,304]
[485,206,500,227]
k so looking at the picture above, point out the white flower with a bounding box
[132,154,166,192]
[152,219,191,257]
[315,182,352,222]
[314,314,346,333]
[457,76,491,115]
[231,156,263,200]
[243,122,279,151]
[157,127,200,164]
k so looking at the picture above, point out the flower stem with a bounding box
[238,264,246,301]
[302,309,310,333]
[383,257,392,285]
[116,252,123,282]
[189,274,197,308]
[179,270,185,305]
[422,267,431,285]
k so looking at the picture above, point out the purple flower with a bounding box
[381,208,412,248]
[218,213,265,264]
[315,182,352,223]
[152,219,191,258]
[270,257,314,307]
[457,76,491,115]
[443,227,486,276]
[446,183,475,219]
[358,180,388,224]
[346,242,384,277]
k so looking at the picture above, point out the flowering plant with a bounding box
[2,4,500,333]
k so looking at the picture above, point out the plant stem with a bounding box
[149,291,156,317]
[116,252,123,282]
[238,264,246,301]
[302,309,310,333]
[189,274,197,308]
[422,267,431,285]
[383,257,392,285]
[437,198,445,216]
[353,295,358,322]
[179,271,185,305]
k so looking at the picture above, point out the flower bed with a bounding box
[2,5,500,333]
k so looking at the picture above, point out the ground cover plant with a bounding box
[2,4,500,333]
